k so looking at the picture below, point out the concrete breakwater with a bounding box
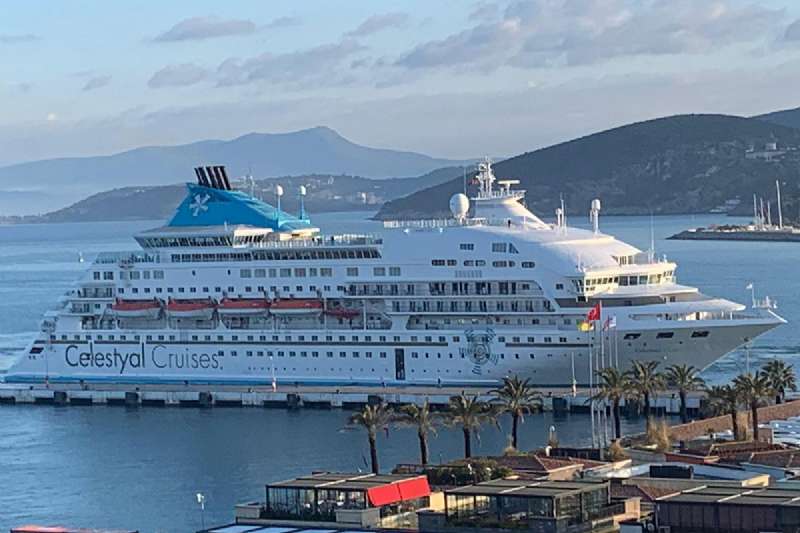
[669,229,800,241]
[0,382,702,415]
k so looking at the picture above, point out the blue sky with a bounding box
[2,0,800,165]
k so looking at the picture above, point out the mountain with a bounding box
[2,168,464,224]
[376,114,800,220]
[0,126,467,215]
[754,106,800,130]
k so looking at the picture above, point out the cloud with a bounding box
[154,16,256,42]
[0,33,39,44]
[148,64,208,89]
[82,75,112,91]
[786,19,800,41]
[265,16,302,29]
[345,12,409,37]
[396,0,785,71]
[216,39,365,88]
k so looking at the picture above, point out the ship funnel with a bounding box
[590,198,601,235]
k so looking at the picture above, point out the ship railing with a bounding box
[95,251,161,265]
[246,234,383,248]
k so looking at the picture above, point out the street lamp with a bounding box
[196,492,206,530]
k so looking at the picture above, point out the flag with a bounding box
[586,302,601,322]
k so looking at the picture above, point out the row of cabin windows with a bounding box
[433,259,535,268]
[119,284,334,295]
[170,248,381,263]
[59,332,462,343]
[240,267,334,278]
[623,330,709,340]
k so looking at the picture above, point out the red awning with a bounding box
[366,477,431,507]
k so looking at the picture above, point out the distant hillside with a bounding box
[755,106,800,130]
[376,114,800,220]
[0,126,467,215]
[2,168,464,224]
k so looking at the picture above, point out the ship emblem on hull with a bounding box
[190,193,210,216]
[460,328,497,375]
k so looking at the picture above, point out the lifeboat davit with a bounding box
[218,297,270,316]
[270,299,323,316]
[111,298,162,319]
[325,306,361,319]
[166,298,216,320]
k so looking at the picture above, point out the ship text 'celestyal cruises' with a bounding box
[4,162,784,387]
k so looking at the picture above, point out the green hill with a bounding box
[376,114,800,219]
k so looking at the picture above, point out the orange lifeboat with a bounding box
[325,306,361,319]
[111,298,162,319]
[166,298,216,320]
[270,299,323,316]
[218,297,270,316]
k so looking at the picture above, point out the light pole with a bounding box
[196,492,206,530]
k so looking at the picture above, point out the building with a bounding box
[222,472,432,530]
[655,485,800,533]
[419,478,638,533]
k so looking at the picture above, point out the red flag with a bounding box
[586,303,601,322]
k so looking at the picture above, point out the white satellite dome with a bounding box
[449,193,470,219]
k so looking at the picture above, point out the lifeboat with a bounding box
[166,298,216,320]
[111,298,162,319]
[218,297,270,316]
[325,306,361,319]
[270,299,323,316]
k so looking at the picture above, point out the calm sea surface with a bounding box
[0,211,797,531]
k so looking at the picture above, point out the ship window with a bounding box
[657,332,674,339]
[691,331,710,338]
[623,333,641,340]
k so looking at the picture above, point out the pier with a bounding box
[0,382,703,415]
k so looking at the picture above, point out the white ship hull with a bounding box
[5,316,780,387]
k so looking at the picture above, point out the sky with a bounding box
[2,0,800,165]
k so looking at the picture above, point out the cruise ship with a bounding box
[4,161,784,387]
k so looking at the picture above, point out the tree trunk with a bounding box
[418,431,429,466]
[613,399,621,439]
[730,410,739,440]
[751,403,759,441]
[463,427,472,458]
[679,390,688,424]
[369,434,379,474]
[512,412,519,450]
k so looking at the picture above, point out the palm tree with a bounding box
[347,403,392,474]
[734,372,772,441]
[591,367,629,440]
[763,359,797,404]
[490,376,542,450]
[706,384,741,439]
[665,364,705,423]
[447,393,496,458]
[393,401,440,466]
[628,360,665,427]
